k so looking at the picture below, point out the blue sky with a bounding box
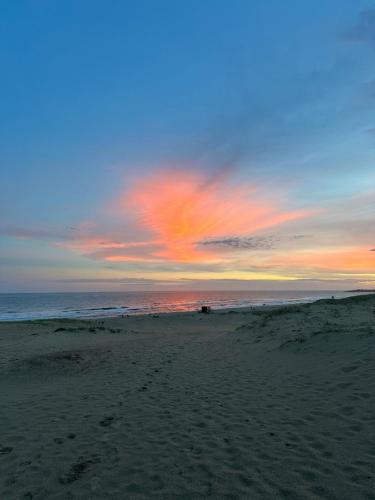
[1,1,374,291]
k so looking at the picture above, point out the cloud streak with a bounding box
[112,168,309,263]
[0,226,71,240]
[4,167,306,269]
[199,236,276,250]
[199,234,308,250]
[346,9,375,44]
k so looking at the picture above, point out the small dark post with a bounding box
[201,305,211,314]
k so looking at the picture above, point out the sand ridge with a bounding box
[0,295,375,499]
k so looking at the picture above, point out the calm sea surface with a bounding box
[0,290,359,321]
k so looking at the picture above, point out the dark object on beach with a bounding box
[201,306,211,314]
[0,446,13,454]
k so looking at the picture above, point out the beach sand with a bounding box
[0,294,375,499]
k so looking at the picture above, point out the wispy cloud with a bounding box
[113,168,309,263]
[199,234,308,250]
[199,236,276,250]
[3,174,373,281]
[2,168,310,268]
[346,8,375,44]
[56,277,166,285]
[0,226,71,240]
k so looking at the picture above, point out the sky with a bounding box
[0,0,374,292]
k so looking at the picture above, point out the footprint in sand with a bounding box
[0,446,13,454]
[58,455,101,484]
[99,416,115,427]
[341,365,359,373]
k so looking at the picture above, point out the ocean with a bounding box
[0,290,359,321]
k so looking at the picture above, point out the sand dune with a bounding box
[0,295,375,499]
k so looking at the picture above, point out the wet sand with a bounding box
[0,294,375,499]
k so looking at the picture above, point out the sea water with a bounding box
[0,290,359,321]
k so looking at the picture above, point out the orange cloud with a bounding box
[267,247,375,274]
[112,169,308,262]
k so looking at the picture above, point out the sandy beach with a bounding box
[1,294,375,499]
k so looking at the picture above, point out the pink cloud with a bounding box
[110,169,309,263]
[3,169,311,268]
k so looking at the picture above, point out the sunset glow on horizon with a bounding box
[5,166,371,289]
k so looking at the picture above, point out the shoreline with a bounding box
[0,290,365,323]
